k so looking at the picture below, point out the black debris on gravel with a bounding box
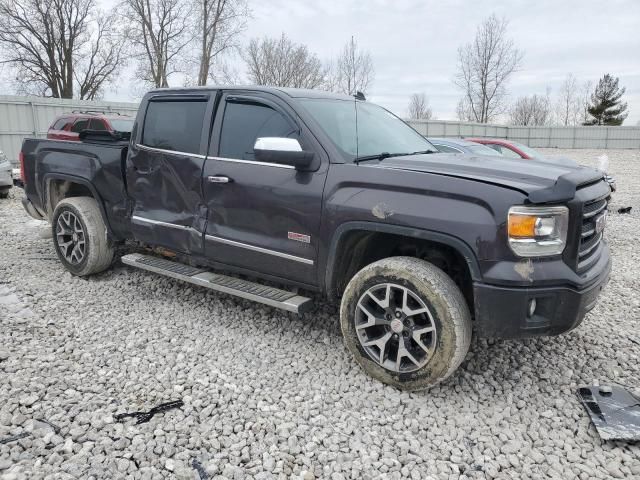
[114,400,184,425]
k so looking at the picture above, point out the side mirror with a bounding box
[253,137,314,170]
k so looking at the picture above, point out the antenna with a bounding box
[354,92,359,160]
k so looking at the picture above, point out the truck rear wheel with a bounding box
[340,257,472,390]
[51,197,114,276]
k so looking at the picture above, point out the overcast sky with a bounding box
[101,0,640,124]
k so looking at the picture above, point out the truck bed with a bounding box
[21,138,130,239]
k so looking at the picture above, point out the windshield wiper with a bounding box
[354,149,437,164]
[408,150,437,156]
[354,152,394,163]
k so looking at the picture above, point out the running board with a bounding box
[121,253,313,314]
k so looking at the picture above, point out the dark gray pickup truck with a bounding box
[20,86,611,389]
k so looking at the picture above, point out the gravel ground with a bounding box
[1,148,639,480]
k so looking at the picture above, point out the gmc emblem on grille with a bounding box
[595,212,607,234]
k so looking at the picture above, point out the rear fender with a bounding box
[43,173,114,237]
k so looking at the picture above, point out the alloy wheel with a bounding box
[56,210,86,265]
[355,283,437,373]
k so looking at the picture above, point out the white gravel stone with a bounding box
[1,148,639,479]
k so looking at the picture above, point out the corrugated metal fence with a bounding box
[1,96,638,164]
[0,95,139,164]
[407,120,640,150]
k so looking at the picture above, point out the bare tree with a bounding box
[555,73,582,126]
[579,80,594,125]
[454,14,523,123]
[124,0,192,88]
[244,33,326,89]
[509,93,551,126]
[194,0,249,86]
[407,93,433,120]
[75,13,128,99]
[0,0,126,98]
[455,98,475,122]
[329,36,374,96]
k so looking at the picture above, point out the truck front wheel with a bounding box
[340,257,472,390]
[51,197,114,276]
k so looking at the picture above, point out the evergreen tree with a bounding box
[584,74,628,125]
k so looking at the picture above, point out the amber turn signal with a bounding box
[508,214,537,238]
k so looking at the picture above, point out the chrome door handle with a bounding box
[207,175,231,184]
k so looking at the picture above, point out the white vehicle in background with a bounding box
[0,150,13,198]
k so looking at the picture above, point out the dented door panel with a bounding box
[125,93,215,255]
[127,145,207,255]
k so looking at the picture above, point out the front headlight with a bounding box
[508,206,569,257]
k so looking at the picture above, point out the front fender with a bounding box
[324,221,481,300]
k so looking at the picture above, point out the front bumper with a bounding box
[473,247,611,338]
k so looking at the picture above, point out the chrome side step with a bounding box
[121,253,313,314]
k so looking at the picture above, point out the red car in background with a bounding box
[466,137,616,192]
[47,111,134,141]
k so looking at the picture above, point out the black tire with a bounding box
[340,256,472,390]
[0,188,9,199]
[51,197,114,276]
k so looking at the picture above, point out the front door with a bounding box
[126,93,215,255]
[202,92,328,286]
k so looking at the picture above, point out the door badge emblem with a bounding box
[288,232,311,243]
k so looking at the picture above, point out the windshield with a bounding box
[299,99,436,160]
[509,141,542,158]
[109,119,134,132]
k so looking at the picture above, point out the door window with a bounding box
[89,119,107,131]
[218,101,297,160]
[71,119,89,133]
[142,100,207,154]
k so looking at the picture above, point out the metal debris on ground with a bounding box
[35,418,62,434]
[578,385,640,441]
[114,400,184,425]
[617,207,632,214]
[0,432,30,445]
[192,458,209,480]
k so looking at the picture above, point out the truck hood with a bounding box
[369,153,605,203]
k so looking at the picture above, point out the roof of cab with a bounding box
[147,85,356,101]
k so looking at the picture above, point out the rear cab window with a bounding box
[142,99,208,154]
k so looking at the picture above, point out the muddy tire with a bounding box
[340,256,472,390]
[52,197,114,276]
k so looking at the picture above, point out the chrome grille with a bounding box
[577,196,607,272]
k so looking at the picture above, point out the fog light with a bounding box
[528,298,537,317]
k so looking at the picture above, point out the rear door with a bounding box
[201,91,328,286]
[126,93,215,255]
